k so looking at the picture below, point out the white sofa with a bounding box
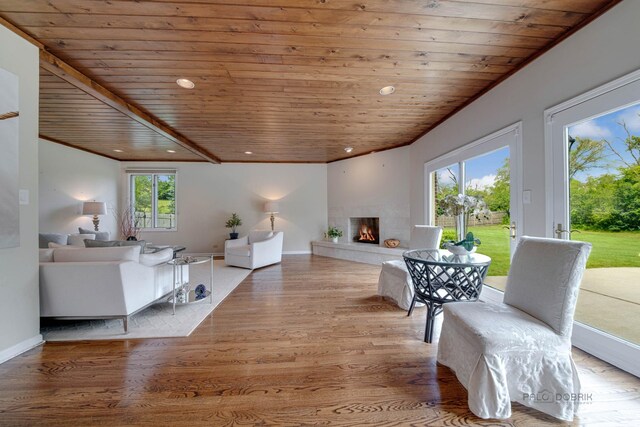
[224,230,284,269]
[39,245,183,332]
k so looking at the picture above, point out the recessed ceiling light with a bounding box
[113,149,123,153]
[244,151,253,155]
[379,85,395,95]
[176,78,195,89]
[344,147,353,153]
[166,149,176,153]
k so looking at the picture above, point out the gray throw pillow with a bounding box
[78,227,110,241]
[84,239,146,252]
[39,233,68,248]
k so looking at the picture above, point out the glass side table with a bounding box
[403,249,491,343]
[167,255,214,315]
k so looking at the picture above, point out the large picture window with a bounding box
[129,170,177,230]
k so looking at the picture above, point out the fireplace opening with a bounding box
[350,217,379,245]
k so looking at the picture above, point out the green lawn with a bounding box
[444,224,640,276]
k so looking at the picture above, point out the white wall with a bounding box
[0,26,41,361]
[121,162,328,254]
[327,147,411,246]
[409,0,640,237]
[39,139,120,236]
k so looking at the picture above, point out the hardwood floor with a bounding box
[0,255,638,426]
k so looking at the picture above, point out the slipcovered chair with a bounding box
[224,230,284,270]
[377,225,443,310]
[437,236,592,421]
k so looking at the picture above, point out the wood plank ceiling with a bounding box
[0,0,621,163]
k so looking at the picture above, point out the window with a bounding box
[128,170,177,230]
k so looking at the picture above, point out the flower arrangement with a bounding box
[438,194,490,247]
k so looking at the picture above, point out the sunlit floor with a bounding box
[486,267,640,345]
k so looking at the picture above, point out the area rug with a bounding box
[41,260,251,341]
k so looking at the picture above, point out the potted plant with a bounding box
[325,226,343,243]
[225,213,242,239]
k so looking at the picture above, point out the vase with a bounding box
[455,214,468,242]
[229,232,239,240]
[331,236,338,243]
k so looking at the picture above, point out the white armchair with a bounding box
[377,225,443,310]
[224,230,284,270]
[437,236,592,421]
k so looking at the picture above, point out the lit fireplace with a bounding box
[350,217,379,245]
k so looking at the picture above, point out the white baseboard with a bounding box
[187,251,311,257]
[0,334,44,365]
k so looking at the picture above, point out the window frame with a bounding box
[128,171,178,232]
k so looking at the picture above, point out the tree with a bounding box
[602,119,640,168]
[570,174,616,229]
[483,157,510,220]
[434,168,459,216]
[568,136,608,179]
[599,165,640,231]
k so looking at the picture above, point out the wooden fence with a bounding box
[435,211,507,228]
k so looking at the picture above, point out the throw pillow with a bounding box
[78,227,110,241]
[48,242,68,248]
[68,233,96,247]
[39,232,68,248]
[84,239,146,252]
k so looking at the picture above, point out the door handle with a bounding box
[555,223,569,238]
[503,222,517,239]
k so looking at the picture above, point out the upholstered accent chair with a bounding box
[437,236,592,421]
[224,230,284,270]
[377,225,443,310]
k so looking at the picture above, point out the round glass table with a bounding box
[403,249,491,343]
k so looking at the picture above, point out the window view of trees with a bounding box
[569,108,640,231]
[131,174,176,229]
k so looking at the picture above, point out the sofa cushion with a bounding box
[227,245,252,257]
[53,246,141,263]
[39,232,68,248]
[139,248,173,267]
[39,248,54,263]
[249,230,273,244]
[68,233,96,247]
[78,227,110,241]
[85,239,146,252]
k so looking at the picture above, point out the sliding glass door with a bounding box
[546,70,640,376]
[425,124,522,293]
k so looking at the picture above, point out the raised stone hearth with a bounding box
[312,240,405,265]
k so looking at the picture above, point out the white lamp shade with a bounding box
[82,201,107,216]
[263,201,279,214]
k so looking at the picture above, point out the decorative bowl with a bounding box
[444,242,477,256]
[384,238,400,248]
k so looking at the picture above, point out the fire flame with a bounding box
[358,224,376,241]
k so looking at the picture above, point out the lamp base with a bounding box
[92,215,100,231]
[270,214,275,231]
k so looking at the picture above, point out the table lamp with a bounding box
[82,201,107,231]
[263,201,280,231]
